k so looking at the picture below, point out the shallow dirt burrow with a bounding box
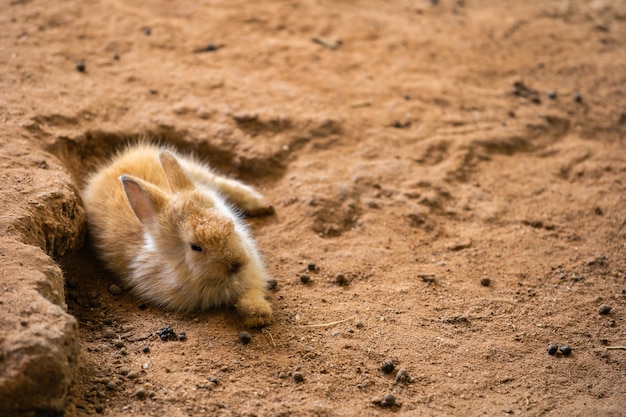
[2,0,626,416]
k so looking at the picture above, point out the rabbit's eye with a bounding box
[190,243,203,252]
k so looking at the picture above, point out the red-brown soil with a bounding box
[1,0,625,415]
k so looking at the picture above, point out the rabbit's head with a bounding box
[120,151,247,286]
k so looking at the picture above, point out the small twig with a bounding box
[298,318,351,328]
[312,37,342,50]
[606,346,626,350]
[261,328,276,348]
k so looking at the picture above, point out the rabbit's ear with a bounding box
[120,175,167,225]
[159,150,194,192]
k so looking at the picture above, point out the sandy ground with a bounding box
[2,0,626,415]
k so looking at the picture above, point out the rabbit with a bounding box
[81,143,275,327]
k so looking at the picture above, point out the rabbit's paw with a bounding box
[236,295,274,328]
[237,193,275,217]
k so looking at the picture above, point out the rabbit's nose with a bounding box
[228,262,241,274]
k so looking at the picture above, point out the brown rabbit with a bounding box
[82,144,274,327]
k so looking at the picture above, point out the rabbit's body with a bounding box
[82,144,274,327]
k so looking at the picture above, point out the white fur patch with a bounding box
[143,232,156,252]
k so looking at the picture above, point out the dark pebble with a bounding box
[547,90,557,100]
[560,345,572,356]
[381,358,395,374]
[203,43,218,52]
[381,394,396,407]
[573,92,582,102]
[135,388,147,399]
[75,60,86,72]
[239,331,252,345]
[157,326,178,341]
[547,344,558,355]
[403,94,411,100]
[144,27,151,36]
[178,331,187,341]
[138,303,147,310]
[208,376,219,384]
[395,369,410,383]
[307,262,317,271]
[335,273,348,286]
[108,284,122,296]
[94,404,103,414]
[266,279,278,290]
[480,277,491,287]
[598,304,611,315]
[106,381,117,391]
[292,371,305,382]
[103,318,113,325]
[142,345,150,353]
[113,54,120,60]
[300,274,310,284]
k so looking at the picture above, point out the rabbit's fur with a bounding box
[82,144,274,327]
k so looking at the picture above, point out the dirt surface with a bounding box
[2,0,626,415]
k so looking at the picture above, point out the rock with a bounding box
[395,369,411,383]
[560,345,572,356]
[292,372,305,382]
[381,393,396,407]
[238,331,252,345]
[381,358,395,374]
[108,284,122,296]
[135,388,147,399]
[598,304,611,315]
[0,240,80,415]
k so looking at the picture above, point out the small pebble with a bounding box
[381,358,395,374]
[106,381,117,391]
[547,344,558,355]
[120,347,128,356]
[157,326,177,341]
[335,273,348,286]
[178,331,187,341]
[135,388,147,399]
[138,303,147,310]
[381,393,396,407]
[119,368,130,376]
[75,60,86,72]
[292,371,305,382]
[103,329,117,339]
[560,345,572,356]
[142,345,150,353]
[239,331,252,345]
[113,339,125,348]
[94,404,104,414]
[573,92,582,103]
[113,54,120,60]
[144,27,151,36]
[307,262,317,271]
[598,304,611,315]
[208,376,219,384]
[266,279,278,290]
[103,318,113,325]
[127,371,139,379]
[203,43,218,52]
[300,274,310,284]
[547,90,557,100]
[395,369,410,383]
[108,284,122,296]
[480,277,491,287]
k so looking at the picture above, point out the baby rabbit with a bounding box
[82,143,274,327]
